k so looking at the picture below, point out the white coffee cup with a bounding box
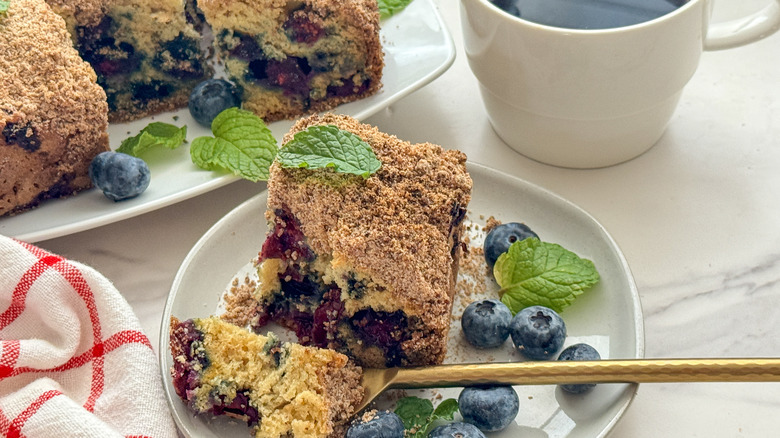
[460,0,780,168]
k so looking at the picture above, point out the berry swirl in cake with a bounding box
[46,0,212,122]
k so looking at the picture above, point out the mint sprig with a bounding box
[190,107,278,182]
[394,396,459,438]
[494,238,600,314]
[378,0,415,19]
[0,1,10,14]
[117,122,187,156]
[277,125,381,178]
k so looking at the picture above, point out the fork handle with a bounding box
[390,358,780,388]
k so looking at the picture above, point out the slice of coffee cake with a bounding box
[253,114,473,367]
[170,316,362,438]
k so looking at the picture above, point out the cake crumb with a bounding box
[221,276,259,328]
[359,410,378,423]
[484,216,501,234]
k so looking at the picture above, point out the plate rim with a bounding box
[2,0,456,243]
[158,161,645,438]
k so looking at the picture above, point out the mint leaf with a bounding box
[117,122,187,156]
[0,1,10,14]
[378,0,415,19]
[431,398,459,422]
[395,396,432,436]
[190,107,277,182]
[395,396,459,438]
[277,125,381,178]
[494,238,600,314]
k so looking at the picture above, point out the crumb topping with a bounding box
[221,276,260,328]
[318,360,363,433]
[45,0,107,28]
[0,0,107,132]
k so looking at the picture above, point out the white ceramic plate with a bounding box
[0,0,454,243]
[158,162,645,438]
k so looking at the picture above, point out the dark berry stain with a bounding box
[2,122,41,152]
[283,14,324,44]
[169,319,209,400]
[350,309,408,367]
[155,33,206,79]
[131,80,173,103]
[265,57,312,97]
[77,16,141,79]
[327,79,370,98]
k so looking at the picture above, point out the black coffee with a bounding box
[490,0,689,30]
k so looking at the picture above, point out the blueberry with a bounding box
[188,78,241,127]
[557,343,601,393]
[89,152,151,201]
[509,305,566,360]
[345,410,404,438]
[265,57,311,97]
[461,299,512,348]
[483,222,539,268]
[458,385,519,432]
[428,422,487,438]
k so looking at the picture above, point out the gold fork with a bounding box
[356,358,780,413]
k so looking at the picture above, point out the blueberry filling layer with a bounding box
[170,319,209,403]
[77,16,137,78]
[153,33,208,80]
[77,16,142,107]
[256,285,343,348]
[75,14,207,112]
[220,31,316,100]
[257,209,412,366]
[260,209,312,260]
[349,309,409,367]
[218,29,373,104]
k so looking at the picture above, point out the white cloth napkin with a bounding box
[0,235,177,438]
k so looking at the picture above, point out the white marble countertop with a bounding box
[28,0,780,436]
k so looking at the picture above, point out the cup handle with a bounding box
[705,0,780,50]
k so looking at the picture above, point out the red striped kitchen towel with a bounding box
[0,235,177,438]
